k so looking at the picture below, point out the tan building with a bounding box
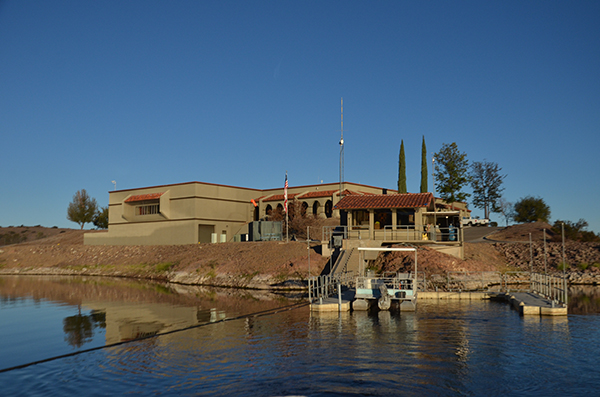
[84,181,392,246]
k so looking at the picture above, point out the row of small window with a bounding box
[136,204,160,215]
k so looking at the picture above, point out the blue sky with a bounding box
[1,1,599,233]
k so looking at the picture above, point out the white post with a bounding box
[307,226,311,277]
[543,229,547,275]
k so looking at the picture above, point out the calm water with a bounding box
[1,276,600,396]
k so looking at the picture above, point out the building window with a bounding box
[136,202,160,215]
[325,200,333,218]
[354,210,369,225]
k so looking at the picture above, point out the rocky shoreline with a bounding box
[1,225,599,288]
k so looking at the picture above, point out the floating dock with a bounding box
[418,291,568,316]
[310,290,353,312]
[311,290,567,316]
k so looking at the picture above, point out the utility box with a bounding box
[331,235,343,248]
[233,234,249,242]
[248,221,283,241]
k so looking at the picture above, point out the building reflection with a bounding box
[0,275,294,349]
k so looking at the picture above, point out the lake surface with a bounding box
[1,275,600,396]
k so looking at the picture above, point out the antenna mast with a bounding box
[339,98,344,200]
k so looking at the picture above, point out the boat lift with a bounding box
[354,247,418,311]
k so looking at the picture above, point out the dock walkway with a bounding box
[500,291,567,316]
[310,288,354,312]
[412,291,567,316]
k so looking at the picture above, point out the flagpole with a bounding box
[285,171,289,243]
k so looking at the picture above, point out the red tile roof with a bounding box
[260,189,364,202]
[262,193,299,202]
[124,192,165,203]
[334,193,433,210]
[299,190,337,199]
[339,189,363,196]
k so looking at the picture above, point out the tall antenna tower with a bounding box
[339,97,344,200]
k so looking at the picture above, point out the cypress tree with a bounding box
[420,136,428,193]
[398,140,407,193]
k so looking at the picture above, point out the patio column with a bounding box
[347,210,353,231]
[369,209,375,240]
[392,209,397,230]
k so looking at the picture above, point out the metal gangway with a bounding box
[530,272,569,305]
[308,273,353,303]
[425,270,568,306]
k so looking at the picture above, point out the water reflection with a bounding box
[63,308,106,347]
[569,286,600,314]
[2,276,600,396]
[0,275,297,371]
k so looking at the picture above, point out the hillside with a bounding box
[0,225,79,246]
[1,224,599,287]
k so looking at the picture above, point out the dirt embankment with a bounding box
[1,223,599,287]
[0,227,329,289]
[486,222,600,284]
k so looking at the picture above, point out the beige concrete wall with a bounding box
[85,181,394,246]
[258,182,390,220]
[426,244,464,260]
[85,220,199,245]
[86,182,260,246]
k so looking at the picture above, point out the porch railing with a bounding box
[322,225,462,243]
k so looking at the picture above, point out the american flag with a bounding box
[284,172,288,213]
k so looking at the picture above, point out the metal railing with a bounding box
[308,273,353,303]
[424,271,568,304]
[322,224,462,243]
[356,272,415,295]
[322,226,348,242]
[382,225,461,242]
[309,270,569,306]
[330,247,355,277]
[531,272,568,305]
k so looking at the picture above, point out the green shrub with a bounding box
[578,263,590,271]
[557,262,570,271]
[155,262,176,272]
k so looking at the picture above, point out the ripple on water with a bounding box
[3,278,600,396]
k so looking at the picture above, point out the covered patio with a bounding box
[334,193,464,245]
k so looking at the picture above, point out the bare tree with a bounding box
[470,160,506,219]
[498,198,514,226]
